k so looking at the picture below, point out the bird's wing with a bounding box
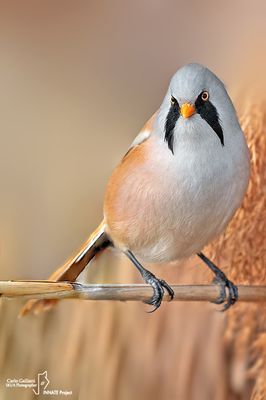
[122,112,157,159]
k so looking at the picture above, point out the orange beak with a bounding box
[180,103,195,119]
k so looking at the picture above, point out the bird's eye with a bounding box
[201,91,209,101]
[171,96,177,105]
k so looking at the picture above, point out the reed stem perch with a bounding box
[0,281,266,303]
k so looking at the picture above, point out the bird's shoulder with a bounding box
[122,112,157,160]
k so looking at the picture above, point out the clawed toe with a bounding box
[143,273,174,312]
[212,275,238,311]
[197,253,239,312]
[222,280,238,311]
[125,250,174,313]
[197,253,238,311]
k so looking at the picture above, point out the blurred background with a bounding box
[0,1,265,399]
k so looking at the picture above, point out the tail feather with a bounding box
[48,221,110,282]
[19,221,110,317]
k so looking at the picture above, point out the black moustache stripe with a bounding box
[164,98,180,154]
[164,94,224,153]
[195,95,224,146]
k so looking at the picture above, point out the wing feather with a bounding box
[122,112,157,159]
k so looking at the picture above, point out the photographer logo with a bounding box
[5,370,72,396]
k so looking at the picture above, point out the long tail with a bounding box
[19,221,111,317]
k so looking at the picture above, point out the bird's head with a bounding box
[158,63,240,154]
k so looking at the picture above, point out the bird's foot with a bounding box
[142,271,174,312]
[125,250,174,312]
[197,253,238,311]
[212,270,238,311]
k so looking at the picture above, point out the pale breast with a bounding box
[104,130,249,263]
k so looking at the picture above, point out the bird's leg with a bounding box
[197,252,238,311]
[125,250,174,312]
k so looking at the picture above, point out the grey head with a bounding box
[157,63,240,153]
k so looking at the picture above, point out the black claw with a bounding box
[143,272,174,312]
[212,274,238,311]
[222,280,238,311]
[160,279,175,300]
[197,253,239,312]
[211,276,227,305]
[125,250,174,313]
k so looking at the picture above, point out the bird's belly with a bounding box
[114,189,236,263]
[104,138,249,263]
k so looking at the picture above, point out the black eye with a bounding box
[201,91,209,101]
[171,95,177,105]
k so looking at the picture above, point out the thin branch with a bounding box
[0,280,266,302]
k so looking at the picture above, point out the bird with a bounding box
[20,63,250,316]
